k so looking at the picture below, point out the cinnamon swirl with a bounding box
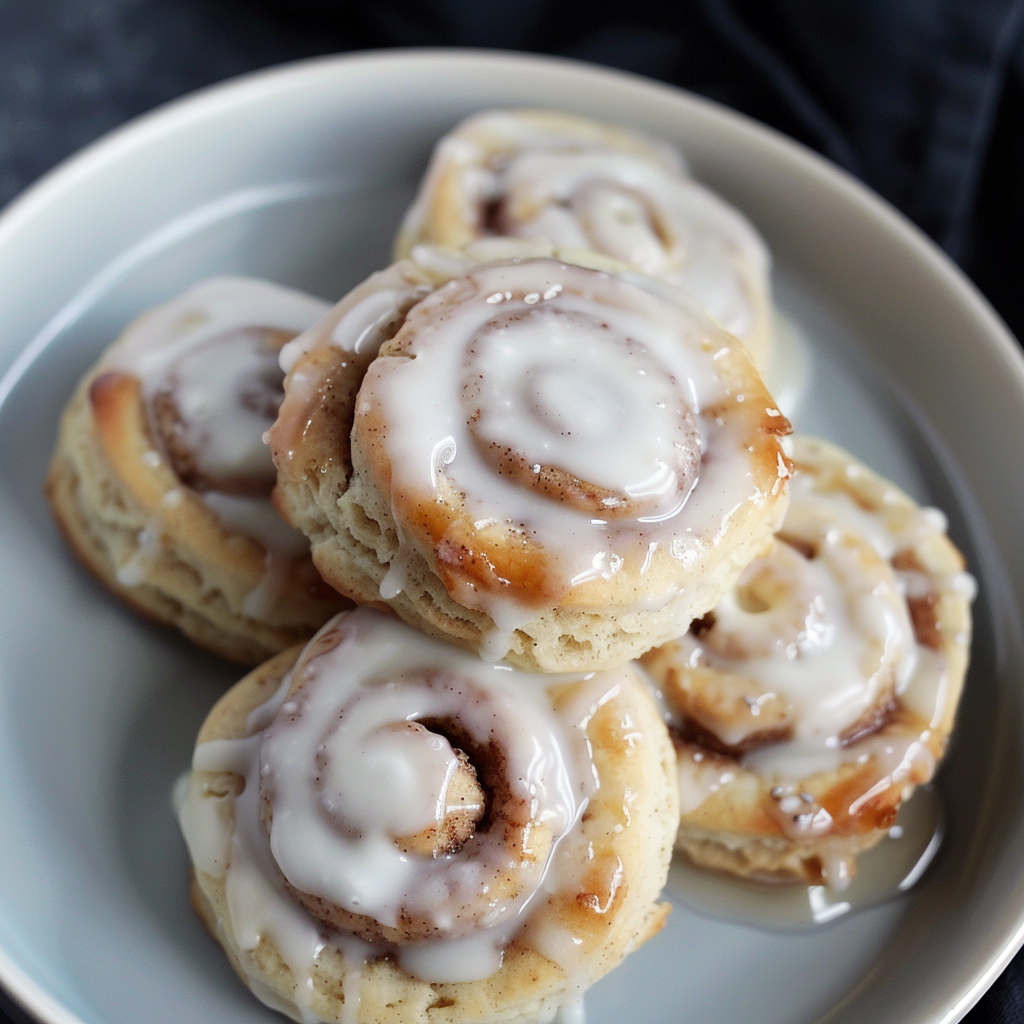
[268,242,792,672]
[47,277,348,664]
[178,607,676,1023]
[641,436,974,886]
[395,109,775,371]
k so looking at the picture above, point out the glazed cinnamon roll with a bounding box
[640,436,974,886]
[396,109,775,371]
[268,242,791,673]
[178,607,676,1024]
[47,277,348,664]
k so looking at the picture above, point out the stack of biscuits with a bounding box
[47,109,974,1024]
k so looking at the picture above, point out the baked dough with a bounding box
[396,108,775,371]
[268,241,791,672]
[178,607,677,1024]
[641,436,974,885]
[47,277,348,664]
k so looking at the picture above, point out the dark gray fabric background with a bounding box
[1,1,1023,1021]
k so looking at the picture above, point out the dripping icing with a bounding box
[177,610,633,998]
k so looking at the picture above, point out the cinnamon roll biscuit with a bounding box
[395,108,775,370]
[641,436,974,886]
[47,277,348,665]
[178,607,677,1024]
[268,243,792,673]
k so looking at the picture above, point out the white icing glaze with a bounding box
[240,552,297,620]
[173,771,234,880]
[278,270,432,375]
[678,528,915,750]
[467,303,699,501]
[554,996,587,1024]
[335,934,373,1024]
[676,749,737,816]
[116,519,162,587]
[104,278,329,595]
[114,488,185,585]
[402,111,768,346]
[666,786,944,929]
[329,289,418,358]
[377,554,409,601]
[660,440,973,854]
[359,257,786,634]
[199,492,309,560]
[501,151,765,341]
[107,277,330,383]
[178,609,622,994]
[225,753,329,1016]
[396,931,510,984]
[783,471,956,565]
[161,327,284,487]
[899,646,951,726]
[264,665,575,935]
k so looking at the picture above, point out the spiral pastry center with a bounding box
[705,540,837,661]
[571,181,672,276]
[315,716,482,844]
[674,528,916,752]
[149,326,289,496]
[311,683,489,864]
[257,617,580,946]
[485,146,763,339]
[464,306,700,518]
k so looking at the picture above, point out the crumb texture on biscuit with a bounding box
[270,248,791,672]
[46,278,348,664]
[395,108,775,369]
[641,435,974,886]
[178,609,677,1023]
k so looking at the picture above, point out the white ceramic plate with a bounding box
[0,50,1021,1024]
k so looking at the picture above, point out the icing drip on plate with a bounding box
[666,785,944,930]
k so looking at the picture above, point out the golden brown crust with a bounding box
[642,435,973,884]
[47,311,347,666]
[672,826,885,886]
[269,244,791,673]
[183,635,677,1023]
[394,109,775,371]
[395,110,677,259]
